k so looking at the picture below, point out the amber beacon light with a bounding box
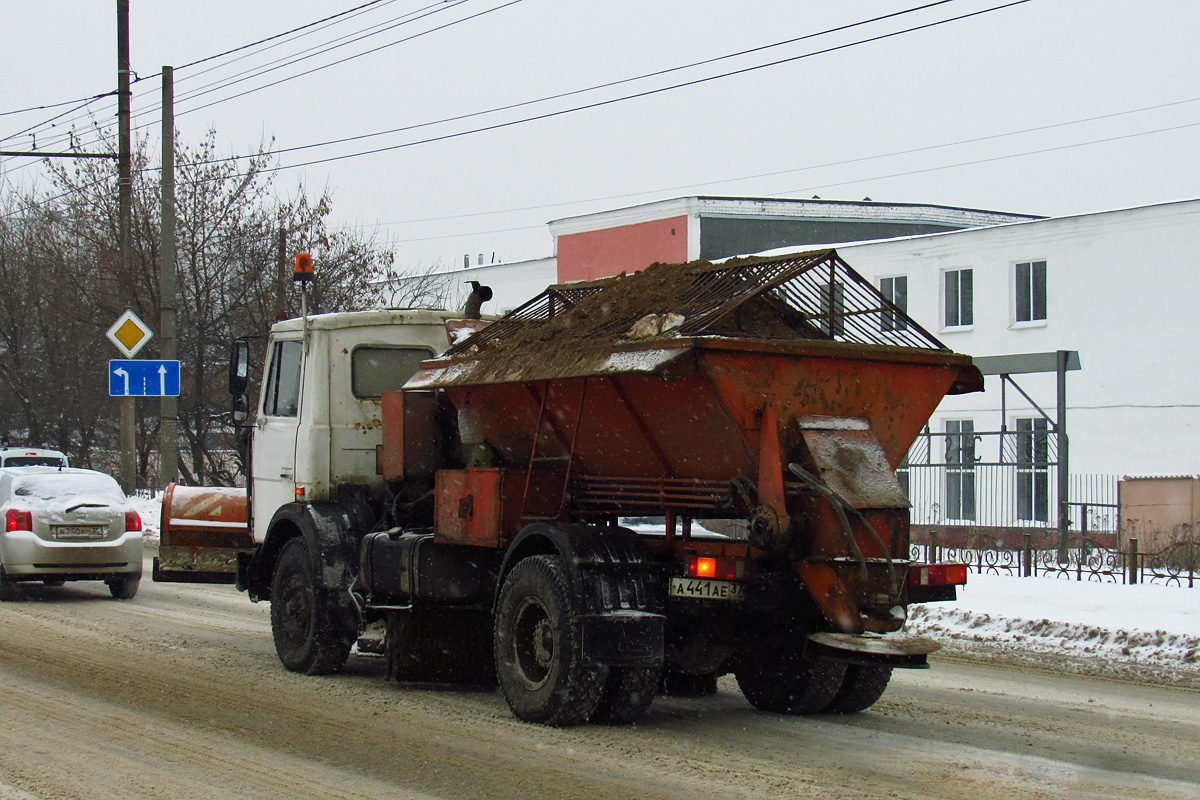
[294,252,314,283]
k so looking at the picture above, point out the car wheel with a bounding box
[108,576,140,600]
[270,537,353,675]
[0,565,19,602]
[494,555,606,726]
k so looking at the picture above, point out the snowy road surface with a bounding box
[0,559,1196,800]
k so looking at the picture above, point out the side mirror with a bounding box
[231,393,250,424]
[229,339,250,397]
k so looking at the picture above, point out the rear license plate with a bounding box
[54,526,106,540]
[669,577,745,601]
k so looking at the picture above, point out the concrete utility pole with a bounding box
[1056,349,1070,559]
[160,65,178,490]
[118,0,136,493]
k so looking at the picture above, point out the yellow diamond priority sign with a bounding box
[106,309,153,358]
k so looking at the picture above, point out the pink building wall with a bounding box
[556,215,689,283]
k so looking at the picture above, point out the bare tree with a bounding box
[0,124,423,487]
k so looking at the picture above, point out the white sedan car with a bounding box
[0,467,143,599]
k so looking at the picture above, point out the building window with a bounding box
[1015,260,1047,322]
[1016,417,1050,522]
[944,268,973,328]
[945,419,976,521]
[880,276,908,332]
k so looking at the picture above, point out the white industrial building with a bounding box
[833,198,1198,475]
[821,198,1200,535]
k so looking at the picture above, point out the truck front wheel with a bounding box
[270,537,353,675]
[494,555,606,726]
[735,650,846,715]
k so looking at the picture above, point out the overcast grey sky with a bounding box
[2,0,1197,268]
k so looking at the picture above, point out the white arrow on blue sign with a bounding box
[109,360,181,397]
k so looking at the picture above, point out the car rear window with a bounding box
[11,474,126,504]
[3,457,66,467]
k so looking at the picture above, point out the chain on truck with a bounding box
[153,249,981,726]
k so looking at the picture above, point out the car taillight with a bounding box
[909,563,968,587]
[5,509,32,532]
[125,510,142,532]
[686,555,747,581]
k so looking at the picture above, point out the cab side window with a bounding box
[351,346,433,398]
[262,340,303,417]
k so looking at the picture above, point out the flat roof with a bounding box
[549,195,1041,236]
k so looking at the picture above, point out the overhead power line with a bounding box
[192,0,1034,177]
[186,0,964,165]
[358,95,1200,228]
[374,119,1200,246]
[5,0,503,161]
[176,0,395,72]
[0,0,441,151]
[176,0,509,117]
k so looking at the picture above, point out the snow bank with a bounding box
[128,493,163,541]
[910,573,1200,672]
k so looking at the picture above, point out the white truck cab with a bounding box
[240,309,461,545]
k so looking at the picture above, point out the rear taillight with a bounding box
[125,510,142,532]
[909,563,968,587]
[5,509,32,532]
[686,555,747,581]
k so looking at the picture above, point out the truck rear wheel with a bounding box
[270,538,353,675]
[591,666,661,724]
[735,650,846,715]
[825,665,892,713]
[494,555,606,726]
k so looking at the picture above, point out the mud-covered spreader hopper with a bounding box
[402,248,981,677]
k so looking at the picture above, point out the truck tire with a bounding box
[591,666,661,724]
[494,555,606,726]
[735,651,846,715]
[825,665,892,714]
[270,538,353,675]
[107,576,139,600]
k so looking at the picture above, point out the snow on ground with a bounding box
[909,572,1200,677]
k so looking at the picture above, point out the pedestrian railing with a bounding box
[910,535,1199,588]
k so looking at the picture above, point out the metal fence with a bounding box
[910,536,1200,589]
[901,427,1118,534]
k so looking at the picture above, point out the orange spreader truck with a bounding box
[155,249,980,726]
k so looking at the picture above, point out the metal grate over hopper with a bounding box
[446,249,945,357]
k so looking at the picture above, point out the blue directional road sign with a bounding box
[109,360,181,397]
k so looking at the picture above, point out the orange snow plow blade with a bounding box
[152,484,253,584]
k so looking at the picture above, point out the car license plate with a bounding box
[669,577,745,601]
[54,525,106,540]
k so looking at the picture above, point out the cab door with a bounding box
[251,338,304,543]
